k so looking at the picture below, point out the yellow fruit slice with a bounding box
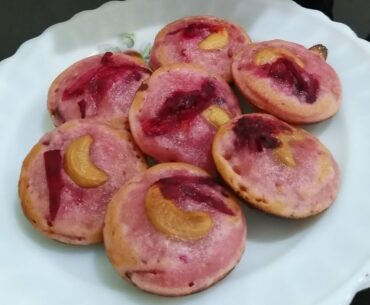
[273,131,304,168]
[202,105,231,128]
[198,29,229,50]
[64,135,108,188]
[254,48,305,68]
[145,185,212,241]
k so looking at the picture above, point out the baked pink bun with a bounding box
[103,162,246,296]
[48,52,151,128]
[150,16,251,82]
[212,113,340,218]
[232,40,341,123]
[129,64,241,175]
[18,119,147,244]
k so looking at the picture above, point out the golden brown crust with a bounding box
[19,143,45,231]
[19,142,103,245]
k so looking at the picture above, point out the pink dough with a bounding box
[19,119,147,244]
[129,64,241,175]
[232,40,341,123]
[48,52,151,127]
[150,16,251,82]
[104,163,246,296]
[212,113,340,218]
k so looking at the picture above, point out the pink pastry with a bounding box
[104,162,246,296]
[129,64,241,175]
[18,119,147,244]
[150,16,251,82]
[47,52,151,128]
[232,40,341,123]
[212,113,340,218]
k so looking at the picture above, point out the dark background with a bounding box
[1,0,369,304]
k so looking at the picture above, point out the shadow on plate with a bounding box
[42,110,55,133]
[93,248,180,303]
[242,203,322,243]
[301,116,334,137]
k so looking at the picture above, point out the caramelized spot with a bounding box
[239,185,247,192]
[145,186,212,241]
[44,150,64,223]
[138,83,148,92]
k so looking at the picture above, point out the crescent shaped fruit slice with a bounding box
[18,119,147,245]
[104,163,246,296]
[64,135,108,188]
[145,185,212,241]
[212,113,340,218]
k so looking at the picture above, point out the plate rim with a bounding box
[1,1,370,304]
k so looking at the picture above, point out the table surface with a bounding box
[1,0,369,304]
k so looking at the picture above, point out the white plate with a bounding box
[1,0,370,304]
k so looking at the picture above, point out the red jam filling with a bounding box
[168,22,221,39]
[259,57,319,104]
[62,52,151,116]
[44,150,64,224]
[142,80,224,136]
[156,175,235,216]
[233,116,291,152]
[78,99,86,118]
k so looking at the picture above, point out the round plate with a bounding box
[1,0,370,304]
